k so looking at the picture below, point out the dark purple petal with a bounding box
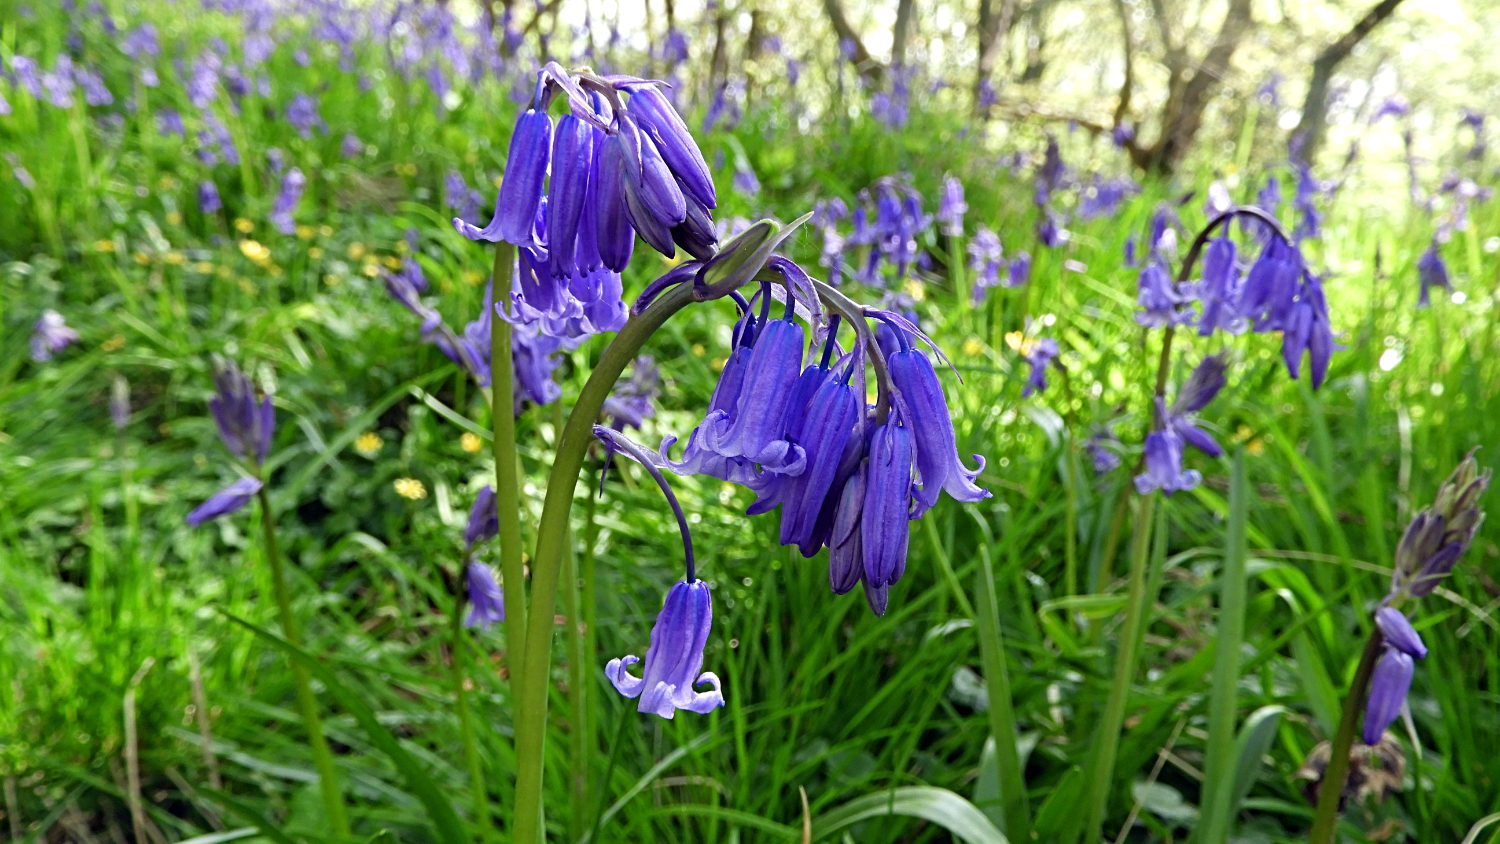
[1133,429,1201,496]
[606,579,724,719]
[862,420,913,588]
[617,113,687,230]
[888,347,989,510]
[595,132,637,271]
[1375,607,1428,659]
[827,467,866,595]
[546,114,595,278]
[705,318,805,469]
[457,109,552,244]
[623,83,716,209]
[185,476,263,526]
[464,561,506,629]
[1175,354,1227,414]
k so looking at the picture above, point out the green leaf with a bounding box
[811,786,1008,844]
[174,829,261,844]
[647,805,799,838]
[221,612,474,844]
[202,788,303,844]
[1031,766,1085,843]
[1228,706,1285,817]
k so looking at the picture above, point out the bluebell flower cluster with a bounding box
[1135,355,1226,496]
[813,177,932,287]
[1364,454,1488,744]
[185,358,275,527]
[969,226,1031,305]
[1021,338,1060,398]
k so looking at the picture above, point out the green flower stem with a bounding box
[1081,492,1155,844]
[510,281,700,844]
[488,242,528,688]
[970,513,1030,841]
[256,486,350,842]
[448,587,492,842]
[1308,631,1384,844]
[1196,448,1250,844]
[556,401,589,843]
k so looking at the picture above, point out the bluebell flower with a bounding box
[1391,454,1489,599]
[1417,240,1450,307]
[341,133,364,159]
[732,165,761,198]
[938,175,967,236]
[1193,233,1246,337]
[198,180,222,215]
[269,167,305,235]
[1363,646,1414,744]
[1167,356,1227,458]
[703,297,807,473]
[187,50,220,109]
[1077,176,1137,221]
[1007,252,1032,288]
[1205,181,1234,219]
[456,100,552,245]
[1135,261,1193,328]
[464,561,506,629]
[10,56,42,99]
[1239,236,1300,324]
[1086,429,1122,475]
[1034,134,1066,204]
[1257,176,1282,217]
[186,476,263,526]
[603,356,660,430]
[546,114,598,278]
[1134,427,1200,495]
[1374,607,1428,659]
[1292,163,1322,242]
[1124,235,1139,268]
[827,466,866,595]
[623,82,715,209]
[1022,338,1059,397]
[968,227,1004,304]
[464,486,499,551]
[1037,211,1067,248]
[210,358,275,465]
[607,579,724,718]
[886,335,990,513]
[40,55,76,108]
[862,415,914,589]
[30,310,80,362]
[77,66,112,106]
[1278,273,1336,389]
[445,171,483,223]
[1370,96,1410,124]
[284,93,325,139]
[1112,123,1134,147]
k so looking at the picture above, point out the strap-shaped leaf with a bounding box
[811,786,1009,844]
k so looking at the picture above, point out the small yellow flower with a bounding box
[711,357,726,372]
[382,255,402,270]
[94,239,116,253]
[354,431,383,457]
[307,246,324,260]
[133,251,151,265]
[324,273,341,287]
[903,279,926,301]
[394,478,427,500]
[165,211,183,226]
[101,334,126,352]
[362,259,380,278]
[157,175,178,191]
[318,225,334,238]
[238,279,256,294]
[1004,331,1036,355]
[395,239,409,255]
[234,218,254,233]
[1246,438,1264,456]
[296,225,315,240]
[239,239,271,264]
[164,251,185,265]
[492,175,504,189]
[962,338,984,356]
[692,343,705,357]
[462,269,483,286]
[460,432,483,453]
[348,242,366,260]
[195,262,214,273]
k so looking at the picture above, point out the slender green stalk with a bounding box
[510,282,700,844]
[1197,448,1250,843]
[950,233,969,313]
[972,514,1030,840]
[488,243,528,687]
[448,588,492,842]
[557,397,589,844]
[1308,632,1384,843]
[255,487,350,841]
[1081,493,1155,844]
[1062,432,1080,598]
[580,467,601,810]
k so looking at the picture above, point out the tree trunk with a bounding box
[974,0,1018,106]
[823,0,885,85]
[1019,3,1047,84]
[1292,0,1407,160]
[709,4,730,91]
[892,0,917,67]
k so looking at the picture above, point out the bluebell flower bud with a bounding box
[887,343,990,513]
[672,183,719,261]
[464,561,506,629]
[1022,338,1059,398]
[1279,275,1334,389]
[464,486,499,552]
[30,310,80,362]
[622,83,716,209]
[1393,452,1489,598]
[618,113,687,230]
[595,130,637,271]
[547,114,597,278]
[606,579,725,719]
[1374,607,1427,659]
[827,467,867,595]
[1174,354,1227,415]
[1362,646,1413,745]
[1417,240,1450,308]
[938,175,966,236]
[862,418,914,589]
[210,358,275,465]
[1239,237,1299,324]
[186,476,263,526]
[456,107,552,245]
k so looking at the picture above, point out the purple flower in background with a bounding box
[606,579,725,719]
[662,28,689,65]
[1205,181,1234,219]
[1035,134,1067,204]
[1193,234,1246,337]
[1112,122,1134,147]
[188,50,221,109]
[1077,176,1137,221]
[157,108,186,137]
[267,148,286,177]
[603,356,660,430]
[733,165,761,198]
[938,175,967,236]
[31,310,80,362]
[1086,430,1122,475]
[1135,261,1193,328]
[1007,253,1032,288]
[968,227,1004,303]
[464,562,506,629]
[198,180,222,215]
[1257,176,1282,216]
[123,23,159,59]
[10,56,42,98]
[210,358,275,465]
[185,476,263,527]
[110,374,131,430]
[1022,338,1059,397]
[1134,427,1200,496]
[41,55,76,108]
[198,114,239,166]
[1038,211,1067,248]
[285,93,325,139]
[76,66,112,106]
[340,133,364,159]
[1257,74,1282,106]
[1370,96,1410,124]
[1292,163,1322,241]
[1417,240,1450,307]
[464,486,499,551]
[269,167,306,235]
[445,171,483,223]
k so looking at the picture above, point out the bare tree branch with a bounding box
[1293,0,1407,159]
[975,0,1020,105]
[823,0,885,84]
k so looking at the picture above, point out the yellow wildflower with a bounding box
[394,478,427,500]
[354,432,382,458]
[460,432,483,453]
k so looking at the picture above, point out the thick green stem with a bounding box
[257,488,349,841]
[510,283,699,844]
[1197,448,1249,844]
[449,588,492,842]
[1082,493,1155,844]
[488,243,528,686]
[1309,631,1384,844]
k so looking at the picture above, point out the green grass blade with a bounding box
[811,786,1009,844]
[1228,705,1285,817]
[221,612,473,844]
[201,789,303,844]
[972,511,1029,841]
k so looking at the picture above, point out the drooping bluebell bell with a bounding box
[464,486,499,552]
[210,358,275,465]
[545,114,597,278]
[1374,607,1427,659]
[607,579,724,718]
[886,328,990,513]
[186,476,263,526]
[1077,176,1137,221]
[1038,211,1067,248]
[613,112,688,254]
[827,465,866,595]
[456,90,552,245]
[1086,429,1122,475]
[464,562,506,630]
[661,310,761,485]
[1193,233,1245,337]
[1034,134,1067,205]
[623,82,716,210]
[1134,426,1200,496]
[187,49,220,109]
[1362,646,1414,745]
[39,55,76,108]
[1135,261,1193,328]
[1417,240,1450,308]
[30,310,80,362]
[340,133,364,159]
[1166,355,1227,458]
[9,56,42,99]
[1124,235,1139,268]
[1007,252,1032,288]
[862,414,914,589]
[1277,273,1336,389]
[704,291,807,473]
[1022,338,1059,398]
[938,175,967,236]
[199,180,222,215]
[269,167,305,235]
[267,148,287,178]
[1239,235,1300,324]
